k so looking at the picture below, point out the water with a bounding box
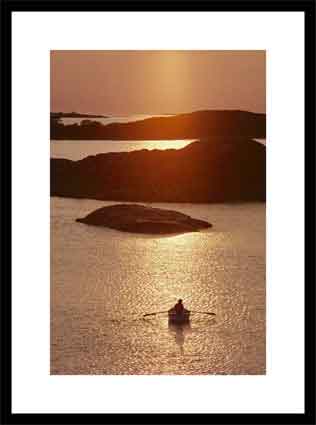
[51,134,266,374]
[51,198,265,375]
[254,138,266,145]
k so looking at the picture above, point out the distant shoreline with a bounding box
[50,109,266,141]
[51,112,108,119]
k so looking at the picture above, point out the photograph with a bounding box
[3,1,315,421]
[50,50,266,375]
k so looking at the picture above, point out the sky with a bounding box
[51,50,265,115]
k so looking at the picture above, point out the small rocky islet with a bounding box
[76,204,212,235]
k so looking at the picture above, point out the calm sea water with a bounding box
[51,138,266,375]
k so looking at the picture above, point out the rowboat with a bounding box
[168,308,190,324]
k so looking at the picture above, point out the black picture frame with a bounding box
[1,0,315,424]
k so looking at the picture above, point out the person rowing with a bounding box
[143,300,215,319]
[169,299,190,324]
[174,299,185,315]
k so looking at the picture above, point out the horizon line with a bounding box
[50,108,267,116]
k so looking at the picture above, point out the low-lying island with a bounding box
[76,203,212,235]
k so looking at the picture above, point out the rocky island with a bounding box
[51,138,266,203]
[76,204,212,234]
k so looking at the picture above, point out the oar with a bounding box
[189,310,216,316]
[143,310,169,317]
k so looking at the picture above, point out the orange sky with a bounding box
[51,50,265,115]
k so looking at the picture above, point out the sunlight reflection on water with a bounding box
[51,198,265,375]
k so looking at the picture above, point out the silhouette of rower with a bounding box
[174,299,185,315]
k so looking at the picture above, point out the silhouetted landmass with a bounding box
[51,112,108,119]
[51,139,266,203]
[50,110,266,140]
[76,204,212,234]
